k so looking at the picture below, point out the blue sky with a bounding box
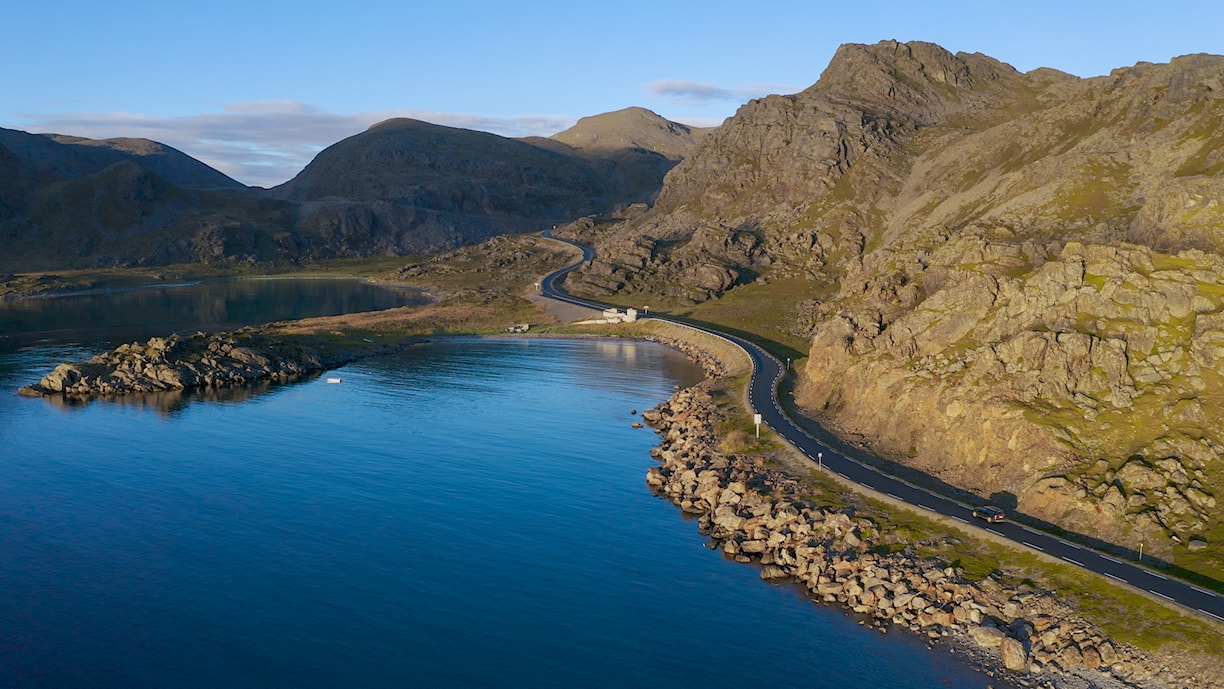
[4,0,1221,187]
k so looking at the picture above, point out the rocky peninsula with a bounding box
[644,381,1222,689]
[17,328,410,398]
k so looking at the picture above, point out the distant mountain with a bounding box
[0,109,707,268]
[0,127,302,270]
[0,128,244,189]
[270,111,704,254]
[548,106,711,160]
[539,106,711,206]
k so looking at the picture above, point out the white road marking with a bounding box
[1104,573,1128,584]
[951,517,969,524]
[887,493,902,500]
[1101,554,1124,565]
[1149,590,1175,602]
[918,504,934,512]
[987,529,1005,537]
[1197,609,1224,622]
[1063,557,1085,567]
[1022,542,1043,552]
[1149,572,1168,581]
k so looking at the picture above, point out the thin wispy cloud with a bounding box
[646,80,801,106]
[10,104,577,188]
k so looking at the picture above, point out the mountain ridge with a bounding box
[0,127,245,189]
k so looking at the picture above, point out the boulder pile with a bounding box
[644,382,1219,689]
[647,335,728,378]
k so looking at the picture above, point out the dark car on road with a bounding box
[972,506,1006,523]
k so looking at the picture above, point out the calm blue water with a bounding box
[0,285,998,688]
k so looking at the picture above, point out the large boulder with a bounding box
[969,624,1007,648]
[1000,637,1028,672]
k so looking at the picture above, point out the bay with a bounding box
[0,282,999,688]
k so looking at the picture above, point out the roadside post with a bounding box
[754,413,762,439]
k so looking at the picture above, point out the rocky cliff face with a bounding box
[800,240,1222,554]
[563,41,1224,562]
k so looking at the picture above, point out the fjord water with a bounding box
[0,282,996,688]
[0,277,429,352]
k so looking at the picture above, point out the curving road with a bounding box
[537,231,1224,625]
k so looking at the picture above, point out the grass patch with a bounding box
[1051,160,1135,222]
[672,277,828,361]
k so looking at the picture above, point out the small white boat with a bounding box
[326,377,343,384]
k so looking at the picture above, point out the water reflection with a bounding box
[0,278,428,352]
[31,371,320,417]
[353,338,706,401]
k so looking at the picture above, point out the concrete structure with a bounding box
[574,308,638,326]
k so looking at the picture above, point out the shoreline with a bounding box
[14,319,728,400]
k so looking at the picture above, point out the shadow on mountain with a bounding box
[988,491,1019,512]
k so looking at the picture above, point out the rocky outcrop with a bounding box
[799,240,1224,554]
[644,383,1218,689]
[18,329,397,398]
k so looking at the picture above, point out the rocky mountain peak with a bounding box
[1100,52,1224,104]
[809,39,1023,123]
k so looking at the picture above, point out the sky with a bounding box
[4,0,1222,188]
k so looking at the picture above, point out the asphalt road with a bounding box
[537,232,1224,624]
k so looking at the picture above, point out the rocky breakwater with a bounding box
[19,329,373,398]
[643,383,1218,689]
[645,334,728,379]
